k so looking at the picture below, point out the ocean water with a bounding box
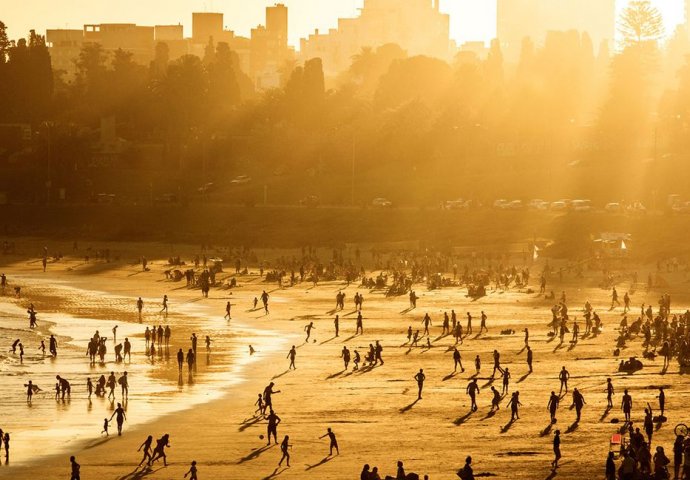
[0,282,285,467]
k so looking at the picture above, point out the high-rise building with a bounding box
[192,12,224,45]
[300,0,452,76]
[46,29,84,80]
[251,4,292,88]
[497,0,616,62]
[82,23,155,65]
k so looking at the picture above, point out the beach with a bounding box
[1,239,688,479]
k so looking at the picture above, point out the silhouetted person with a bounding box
[622,389,633,422]
[453,347,464,372]
[279,435,291,467]
[606,378,614,409]
[571,388,585,422]
[658,387,665,417]
[526,346,533,372]
[507,391,522,421]
[547,391,559,423]
[467,379,480,411]
[552,430,561,468]
[320,427,339,456]
[149,434,170,466]
[266,409,281,445]
[287,345,297,369]
[109,402,127,436]
[414,369,426,399]
[138,435,153,466]
[70,455,80,480]
[184,460,198,480]
[558,366,570,394]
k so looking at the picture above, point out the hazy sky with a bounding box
[2,0,686,48]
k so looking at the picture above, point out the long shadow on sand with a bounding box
[262,466,288,480]
[454,411,474,426]
[237,444,273,464]
[399,398,420,413]
[239,415,264,432]
[305,456,333,470]
[118,465,166,480]
[540,423,553,437]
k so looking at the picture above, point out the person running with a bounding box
[621,389,633,422]
[278,435,291,467]
[467,378,480,412]
[453,347,464,373]
[547,391,560,424]
[287,346,297,370]
[320,427,339,456]
[184,460,198,480]
[266,409,281,445]
[101,418,110,436]
[558,366,570,394]
[137,435,153,466]
[552,430,561,469]
[414,369,426,400]
[255,393,265,416]
[304,322,315,342]
[149,434,170,466]
[70,456,80,480]
[109,402,127,436]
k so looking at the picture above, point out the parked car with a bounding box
[230,175,251,185]
[604,202,622,213]
[528,199,549,210]
[571,199,593,212]
[372,197,393,208]
[197,182,214,194]
[444,199,467,210]
[493,199,509,209]
[507,200,525,210]
[550,201,568,211]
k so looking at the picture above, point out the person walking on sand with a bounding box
[304,322,315,342]
[320,428,339,456]
[467,378,480,412]
[491,350,504,378]
[572,388,586,422]
[490,386,501,412]
[453,347,464,373]
[480,311,488,333]
[287,346,297,370]
[466,312,473,335]
[622,389,633,422]
[606,378,614,409]
[184,460,198,480]
[502,368,511,395]
[109,402,127,436]
[70,456,80,480]
[547,391,560,424]
[341,346,351,370]
[161,295,168,314]
[356,312,363,335]
[552,430,561,469]
[414,369,426,400]
[422,313,432,336]
[507,391,522,421]
[137,435,153,466]
[266,409,281,445]
[279,435,291,467]
[526,346,533,373]
[558,366,570,394]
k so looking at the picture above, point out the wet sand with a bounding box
[1,241,689,479]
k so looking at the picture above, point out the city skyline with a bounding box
[2,0,686,49]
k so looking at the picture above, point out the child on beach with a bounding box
[101,418,110,436]
[184,460,198,479]
[255,394,265,415]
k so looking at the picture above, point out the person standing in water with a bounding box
[161,295,168,314]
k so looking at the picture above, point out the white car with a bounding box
[571,199,592,212]
[604,202,622,213]
[493,199,509,209]
[528,199,548,210]
[372,198,393,208]
[230,175,251,185]
[507,200,525,210]
[550,201,568,211]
